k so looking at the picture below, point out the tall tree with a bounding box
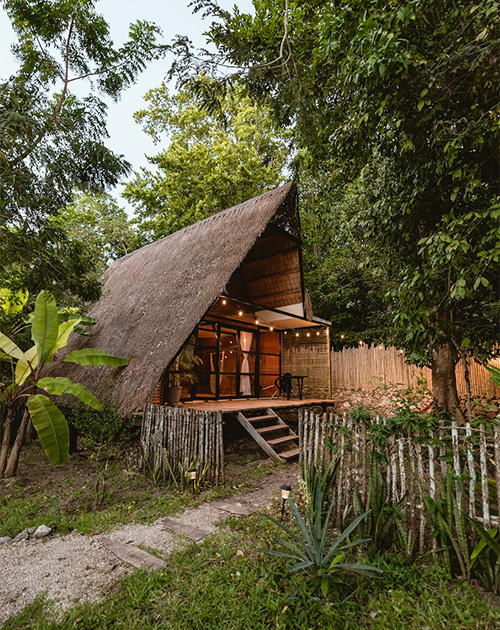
[124,78,289,246]
[0,0,161,301]
[169,0,500,422]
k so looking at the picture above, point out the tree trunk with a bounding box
[431,342,466,424]
[3,407,30,478]
[0,405,15,476]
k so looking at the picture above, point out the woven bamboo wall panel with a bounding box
[281,329,331,398]
[330,343,500,396]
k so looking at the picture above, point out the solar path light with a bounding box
[280,485,292,521]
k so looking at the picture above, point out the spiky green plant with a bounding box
[299,455,339,513]
[260,474,382,596]
[469,520,500,595]
[352,450,403,555]
[422,471,471,580]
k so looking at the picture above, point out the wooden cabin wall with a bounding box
[281,329,331,399]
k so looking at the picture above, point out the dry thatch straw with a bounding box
[59,184,297,417]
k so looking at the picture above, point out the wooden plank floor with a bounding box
[182,398,330,412]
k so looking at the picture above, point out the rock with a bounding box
[342,401,351,409]
[12,531,29,542]
[33,525,52,539]
[0,536,11,545]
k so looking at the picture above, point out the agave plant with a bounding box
[260,474,382,595]
[0,290,129,477]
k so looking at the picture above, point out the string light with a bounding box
[341,334,345,339]
[269,326,274,331]
[306,332,310,337]
[222,299,227,305]
[255,319,259,325]
[359,340,363,345]
[316,331,320,336]
[295,332,299,337]
[238,310,243,316]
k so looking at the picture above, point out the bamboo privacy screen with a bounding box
[141,404,224,484]
[299,409,500,549]
[330,343,500,396]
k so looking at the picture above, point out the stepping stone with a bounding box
[100,537,166,570]
[209,501,254,515]
[160,519,209,542]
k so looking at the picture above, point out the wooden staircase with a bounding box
[236,408,300,463]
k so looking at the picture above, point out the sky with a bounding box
[0,0,254,211]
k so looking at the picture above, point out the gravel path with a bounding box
[0,463,298,624]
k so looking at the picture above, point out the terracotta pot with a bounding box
[164,386,183,405]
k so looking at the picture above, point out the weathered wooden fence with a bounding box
[299,409,500,549]
[141,404,224,484]
[330,343,500,397]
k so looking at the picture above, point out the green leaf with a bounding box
[15,346,39,386]
[48,319,81,359]
[37,376,102,410]
[31,291,59,365]
[27,394,69,466]
[63,348,129,367]
[0,331,24,360]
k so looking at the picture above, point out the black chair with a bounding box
[274,373,292,399]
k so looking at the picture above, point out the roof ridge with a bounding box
[111,183,291,269]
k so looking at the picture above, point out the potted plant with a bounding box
[163,336,202,405]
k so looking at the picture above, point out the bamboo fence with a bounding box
[141,404,224,484]
[299,409,500,549]
[330,343,500,396]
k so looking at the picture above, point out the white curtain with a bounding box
[239,331,253,396]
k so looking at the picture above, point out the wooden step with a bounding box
[267,434,298,446]
[280,447,300,460]
[247,415,275,423]
[256,424,288,435]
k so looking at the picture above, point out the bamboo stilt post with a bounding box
[465,422,476,519]
[415,436,426,553]
[389,436,397,503]
[314,412,320,470]
[451,421,462,508]
[439,418,448,479]
[398,438,406,503]
[495,424,500,524]
[479,425,490,527]
[336,414,344,522]
[320,412,326,474]
[344,414,353,509]
[428,432,436,500]
[298,409,304,466]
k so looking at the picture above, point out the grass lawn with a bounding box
[0,443,275,537]
[4,511,500,630]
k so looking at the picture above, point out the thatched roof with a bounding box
[61,183,305,417]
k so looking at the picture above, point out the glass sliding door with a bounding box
[193,321,280,400]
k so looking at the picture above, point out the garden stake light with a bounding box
[188,468,197,495]
[280,485,291,521]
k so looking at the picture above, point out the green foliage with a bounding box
[0,291,129,475]
[352,451,402,555]
[1,0,161,302]
[298,456,338,514]
[422,471,471,580]
[261,475,381,595]
[27,395,70,467]
[124,79,288,246]
[53,191,132,278]
[469,520,500,595]
[71,403,129,449]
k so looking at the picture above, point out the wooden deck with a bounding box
[182,398,331,413]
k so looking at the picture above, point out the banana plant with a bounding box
[0,291,129,477]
